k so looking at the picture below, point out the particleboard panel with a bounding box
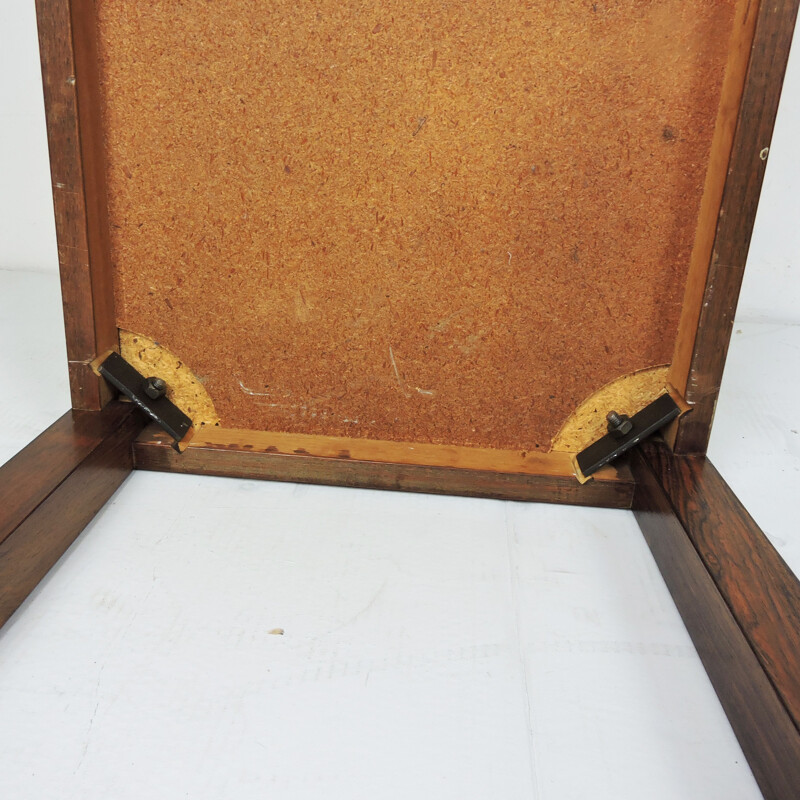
[99,0,737,451]
[119,330,220,428]
[551,365,669,452]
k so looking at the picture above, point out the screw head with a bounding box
[143,376,167,400]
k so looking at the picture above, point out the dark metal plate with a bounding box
[98,352,192,449]
[576,393,681,479]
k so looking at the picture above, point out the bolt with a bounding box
[606,410,633,438]
[143,376,167,400]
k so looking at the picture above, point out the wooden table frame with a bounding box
[2,2,799,797]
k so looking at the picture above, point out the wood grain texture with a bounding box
[0,404,145,628]
[133,425,634,507]
[668,0,761,398]
[188,425,599,476]
[0,403,134,544]
[631,447,800,800]
[671,0,800,453]
[638,440,800,732]
[35,0,117,409]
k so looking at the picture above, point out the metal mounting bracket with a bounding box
[575,393,683,482]
[95,351,193,451]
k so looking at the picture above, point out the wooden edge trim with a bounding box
[0,403,135,544]
[669,0,762,397]
[661,383,694,451]
[35,0,117,409]
[183,425,622,479]
[670,0,800,453]
[630,447,800,800]
[133,425,634,508]
[0,404,146,629]
[638,439,800,729]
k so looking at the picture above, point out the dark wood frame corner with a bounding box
[1,1,799,798]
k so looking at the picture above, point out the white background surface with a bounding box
[1,5,799,799]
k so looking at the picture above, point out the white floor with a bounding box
[1,269,798,799]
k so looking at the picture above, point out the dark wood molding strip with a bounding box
[673,0,800,453]
[133,427,635,508]
[0,404,146,629]
[0,403,134,544]
[638,440,800,729]
[35,0,117,409]
[631,447,800,800]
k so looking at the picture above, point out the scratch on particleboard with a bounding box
[238,380,271,397]
[388,346,410,398]
[389,346,435,398]
[237,378,370,424]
